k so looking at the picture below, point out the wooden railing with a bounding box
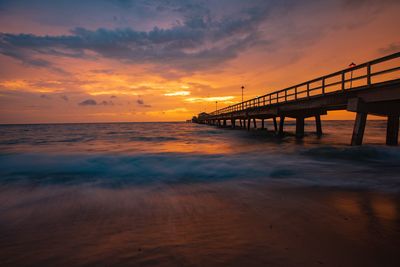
[208,52,400,116]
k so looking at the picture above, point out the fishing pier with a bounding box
[193,52,400,145]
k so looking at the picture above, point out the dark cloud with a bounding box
[78,99,116,106]
[40,94,51,100]
[136,98,151,107]
[0,1,274,71]
[378,42,400,55]
[100,100,114,105]
[0,33,70,73]
[78,99,97,106]
[0,0,397,72]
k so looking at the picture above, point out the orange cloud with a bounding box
[185,96,235,103]
[164,91,191,96]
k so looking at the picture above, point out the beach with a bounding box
[0,121,399,266]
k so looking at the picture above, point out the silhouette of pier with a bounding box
[193,52,400,145]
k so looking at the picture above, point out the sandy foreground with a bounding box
[0,181,399,267]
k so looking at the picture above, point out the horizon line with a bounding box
[0,118,387,126]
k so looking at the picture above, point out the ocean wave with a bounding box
[301,145,400,163]
[0,152,263,187]
[0,150,399,191]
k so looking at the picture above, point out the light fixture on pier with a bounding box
[241,86,245,110]
[349,62,356,88]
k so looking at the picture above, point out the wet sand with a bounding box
[1,181,399,267]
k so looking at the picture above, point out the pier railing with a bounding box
[209,52,400,116]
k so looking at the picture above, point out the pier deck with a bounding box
[194,52,400,145]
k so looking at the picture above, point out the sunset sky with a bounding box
[0,0,399,123]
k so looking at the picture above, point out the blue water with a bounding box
[0,121,399,266]
[0,121,399,190]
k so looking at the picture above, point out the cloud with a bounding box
[378,42,400,55]
[164,91,190,96]
[0,1,274,71]
[2,0,393,74]
[78,98,116,106]
[91,69,114,74]
[60,95,69,101]
[0,35,70,73]
[185,96,235,103]
[136,98,151,108]
[100,100,114,105]
[40,94,51,100]
[78,99,97,106]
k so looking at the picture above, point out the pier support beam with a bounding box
[247,118,251,131]
[296,117,305,138]
[253,118,257,129]
[278,116,285,137]
[386,115,399,146]
[261,119,265,130]
[351,112,367,146]
[231,119,236,129]
[273,117,278,132]
[315,115,322,136]
[223,120,227,127]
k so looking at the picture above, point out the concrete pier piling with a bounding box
[296,117,305,138]
[351,112,367,146]
[279,116,285,137]
[315,115,322,136]
[386,115,399,146]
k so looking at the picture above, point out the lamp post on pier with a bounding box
[241,86,245,110]
[349,62,356,88]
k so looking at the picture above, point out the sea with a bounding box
[0,121,399,266]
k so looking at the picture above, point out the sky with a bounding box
[0,0,399,123]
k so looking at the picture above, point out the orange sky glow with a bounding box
[0,0,399,123]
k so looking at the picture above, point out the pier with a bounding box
[194,52,400,145]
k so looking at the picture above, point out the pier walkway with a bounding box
[194,52,400,145]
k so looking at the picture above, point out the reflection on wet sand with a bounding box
[1,182,399,267]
